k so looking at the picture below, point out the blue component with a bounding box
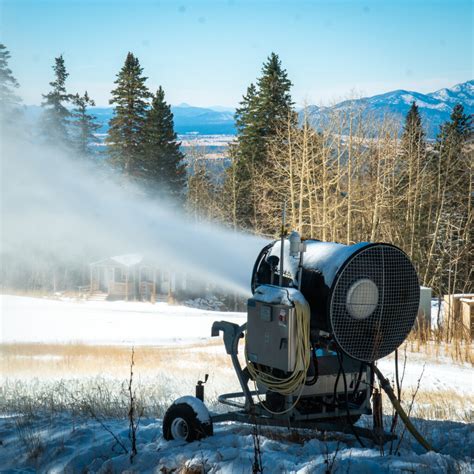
[315,348,337,357]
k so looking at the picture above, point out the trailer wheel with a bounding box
[163,400,213,442]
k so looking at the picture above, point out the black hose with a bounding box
[372,364,435,452]
[390,349,401,434]
[337,350,365,448]
[332,363,342,406]
[305,347,319,386]
[352,362,365,397]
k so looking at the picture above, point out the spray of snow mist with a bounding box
[1,132,267,296]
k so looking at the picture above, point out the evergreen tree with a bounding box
[228,53,294,229]
[396,101,431,261]
[401,101,425,158]
[41,55,72,145]
[142,86,186,200]
[106,52,150,175]
[71,91,100,155]
[233,53,294,168]
[256,52,294,138]
[430,104,473,296]
[437,103,472,152]
[434,103,473,212]
[233,83,264,165]
[0,43,21,115]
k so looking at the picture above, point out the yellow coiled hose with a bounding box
[245,294,311,414]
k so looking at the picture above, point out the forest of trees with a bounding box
[186,54,473,306]
[0,47,185,200]
[1,44,473,312]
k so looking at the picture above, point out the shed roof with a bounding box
[90,254,144,267]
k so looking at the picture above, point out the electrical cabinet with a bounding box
[246,298,297,372]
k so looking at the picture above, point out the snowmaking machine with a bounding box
[162,228,432,449]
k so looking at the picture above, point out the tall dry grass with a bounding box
[406,326,473,365]
[1,340,472,423]
[0,341,243,418]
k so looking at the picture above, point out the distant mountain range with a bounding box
[305,80,473,138]
[23,80,472,138]
[23,103,236,135]
[93,105,236,135]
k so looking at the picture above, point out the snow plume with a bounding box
[0,127,266,296]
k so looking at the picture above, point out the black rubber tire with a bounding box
[162,403,213,442]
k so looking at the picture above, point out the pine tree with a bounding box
[401,101,425,158]
[233,53,294,168]
[397,101,430,261]
[41,55,72,145]
[0,43,21,115]
[233,83,264,165]
[71,91,100,156]
[228,53,294,229]
[428,104,473,297]
[142,86,186,200]
[437,103,472,153]
[256,52,294,138]
[106,52,150,175]
[434,103,473,213]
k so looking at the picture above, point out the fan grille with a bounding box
[330,244,419,362]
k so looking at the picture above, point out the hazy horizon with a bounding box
[15,77,474,111]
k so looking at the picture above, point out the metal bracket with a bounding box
[211,320,254,411]
[211,321,243,355]
[210,410,396,442]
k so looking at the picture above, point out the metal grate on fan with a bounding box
[329,244,420,362]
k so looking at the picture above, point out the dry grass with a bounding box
[1,341,472,423]
[15,416,45,462]
[377,389,473,425]
[403,329,473,365]
[408,390,474,423]
[0,339,228,378]
[406,326,473,365]
[0,341,243,419]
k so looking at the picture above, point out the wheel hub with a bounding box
[170,417,189,440]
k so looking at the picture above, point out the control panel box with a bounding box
[246,298,297,372]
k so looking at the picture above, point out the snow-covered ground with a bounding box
[0,295,245,345]
[1,295,473,473]
[0,414,472,473]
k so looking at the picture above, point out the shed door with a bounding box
[106,267,115,291]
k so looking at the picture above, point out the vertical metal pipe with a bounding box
[298,249,304,291]
[279,202,286,287]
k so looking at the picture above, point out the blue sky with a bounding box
[1,0,472,107]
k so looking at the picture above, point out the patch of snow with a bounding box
[253,284,308,308]
[110,253,143,266]
[432,89,450,100]
[401,93,416,104]
[172,396,211,423]
[0,414,471,473]
[417,100,450,111]
[0,295,245,345]
[183,296,226,311]
[378,356,474,395]
[270,239,368,285]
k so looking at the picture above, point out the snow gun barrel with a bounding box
[251,239,420,363]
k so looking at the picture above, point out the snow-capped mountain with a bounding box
[22,81,472,138]
[305,80,473,138]
[430,81,474,107]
